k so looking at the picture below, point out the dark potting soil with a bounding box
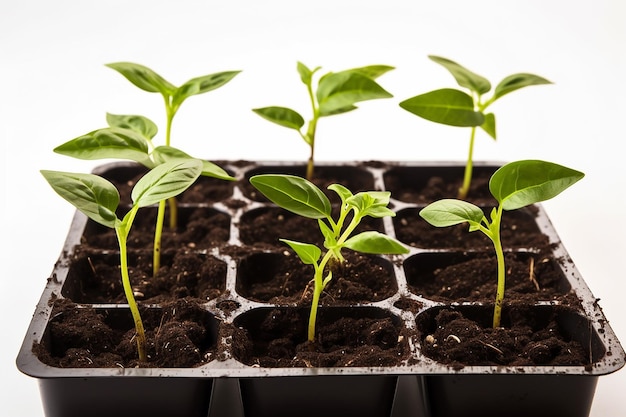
[35,164,590,370]
[35,298,217,368]
[418,306,590,369]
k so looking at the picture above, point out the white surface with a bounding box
[2,1,625,415]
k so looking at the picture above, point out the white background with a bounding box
[2,1,625,415]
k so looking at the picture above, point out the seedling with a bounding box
[41,159,203,361]
[253,62,394,180]
[399,55,551,199]
[419,160,584,328]
[250,174,409,342]
[54,61,239,274]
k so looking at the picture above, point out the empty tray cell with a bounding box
[235,251,398,304]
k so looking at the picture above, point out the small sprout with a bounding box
[41,159,203,361]
[253,62,394,180]
[249,174,409,342]
[419,160,584,328]
[399,55,551,199]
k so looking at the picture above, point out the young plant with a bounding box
[54,112,234,275]
[55,61,239,274]
[105,61,239,233]
[399,55,552,199]
[41,158,203,361]
[249,174,409,342]
[419,160,584,328]
[253,62,394,180]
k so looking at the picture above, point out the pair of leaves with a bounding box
[249,174,408,263]
[419,160,584,228]
[41,159,203,229]
[248,174,395,221]
[54,113,234,181]
[252,63,393,132]
[399,55,551,138]
[106,62,241,110]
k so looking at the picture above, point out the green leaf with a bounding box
[328,183,353,204]
[297,62,319,85]
[429,55,491,95]
[151,146,234,180]
[343,231,408,254]
[40,170,120,228]
[53,127,152,163]
[131,159,203,208]
[399,89,485,127]
[419,199,485,228]
[252,106,305,130]
[493,73,552,102]
[318,219,337,248]
[106,62,176,96]
[280,239,321,265]
[106,113,158,139]
[172,70,241,107]
[339,65,395,80]
[319,105,358,116]
[489,160,585,210]
[317,71,392,116]
[481,113,496,139]
[249,174,332,219]
[346,191,394,218]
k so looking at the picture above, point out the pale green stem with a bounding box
[153,97,178,276]
[304,79,319,181]
[307,213,361,342]
[153,199,166,277]
[308,252,334,342]
[305,123,316,181]
[459,126,476,200]
[487,206,505,328]
[492,233,506,328]
[116,208,147,362]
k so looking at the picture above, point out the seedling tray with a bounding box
[17,161,625,417]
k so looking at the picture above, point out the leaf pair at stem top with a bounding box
[253,62,394,180]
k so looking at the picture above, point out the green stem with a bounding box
[305,79,319,181]
[308,251,334,342]
[153,199,166,276]
[307,213,362,342]
[308,267,323,342]
[116,208,147,362]
[164,97,175,147]
[167,197,178,229]
[459,126,476,200]
[490,207,505,328]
